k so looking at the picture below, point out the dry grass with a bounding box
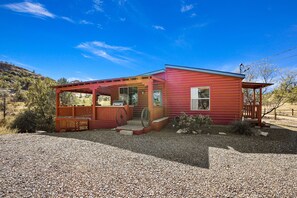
[0,125,17,135]
[263,103,297,117]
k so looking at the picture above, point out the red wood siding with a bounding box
[153,72,165,79]
[165,68,242,124]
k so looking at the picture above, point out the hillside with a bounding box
[0,61,56,122]
[0,61,91,123]
[0,61,46,91]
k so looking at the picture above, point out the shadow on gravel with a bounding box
[42,126,297,169]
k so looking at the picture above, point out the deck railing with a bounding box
[58,106,92,118]
[243,104,261,119]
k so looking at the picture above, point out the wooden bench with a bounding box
[56,117,90,132]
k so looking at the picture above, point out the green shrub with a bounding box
[173,112,213,134]
[230,120,252,136]
[11,110,37,133]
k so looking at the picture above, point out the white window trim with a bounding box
[190,86,210,111]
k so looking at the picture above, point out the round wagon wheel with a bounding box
[116,108,128,126]
[141,107,151,128]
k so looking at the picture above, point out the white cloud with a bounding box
[80,20,94,25]
[181,4,194,13]
[120,17,126,22]
[88,0,103,13]
[118,0,127,6]
[61,16,75,23]
[67,77,95,82]
[190,13,197,17]
[81,54,92,59]
[153,25,165,30]
[2,1,55,18]
[76,41,135,64]
[1,1,80,25]
[91,41,132,51]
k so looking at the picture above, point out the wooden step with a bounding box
[119,130,133,135]
[127,119,142,126]
[116,125,145,135]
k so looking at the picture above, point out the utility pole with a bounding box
[239,63,250,74]
[240,63,244,74]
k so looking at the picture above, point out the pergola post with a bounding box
[147,79,154,122]
[259,87,262,127]
[252,88,256,119]
[92,88,97,120]
[162,82,166,116]
[56,89,60,117]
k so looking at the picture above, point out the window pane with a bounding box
[129,87,138,105]
[198,88,209,98]
[153,90,162,106]
[198,99,209,110]
[119,94,128,104]
[120,87,128,94]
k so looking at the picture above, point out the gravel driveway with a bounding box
[1,128,297,197]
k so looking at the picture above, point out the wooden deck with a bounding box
[55,105,134,132]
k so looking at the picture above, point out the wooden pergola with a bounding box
[53,75,166,132]
[242,82,273,126]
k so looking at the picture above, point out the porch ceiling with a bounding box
[53,75,164,93]
[242,82,273,89]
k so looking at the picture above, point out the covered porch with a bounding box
[242,82,273,126]
[53,75,168,132]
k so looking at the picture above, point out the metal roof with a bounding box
[165,64,245,79]
[138,69,165,76]
[242,82,273,89]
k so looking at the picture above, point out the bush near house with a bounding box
[173,112,213,134]
[230,120,253,136]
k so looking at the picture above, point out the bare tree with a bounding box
[262,72,297,116]
[242,60,296,117]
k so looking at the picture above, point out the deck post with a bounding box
[56,89,60,117]
[147,79,154,122]
[92,88,97,120]
[258,87,262,127]
[162,82,166,117]
[252,88,256,119]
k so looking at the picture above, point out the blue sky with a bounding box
[1,0,297,81]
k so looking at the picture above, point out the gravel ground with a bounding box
[1,128,297,197]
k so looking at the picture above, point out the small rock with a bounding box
[259,130,269,137]
[270,125,282,129]
[176,129,187,134]
[219,132,226,135]
[119,130,133,135]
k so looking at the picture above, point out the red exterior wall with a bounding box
[165,68,242,124]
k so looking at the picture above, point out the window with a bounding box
[153,90,162,106]
[191,87,210,110]
[119,87,138,105]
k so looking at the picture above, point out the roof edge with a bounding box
[165,64,245,79]
[138,69,165,76]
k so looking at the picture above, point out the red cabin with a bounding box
[53,64,272,133]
